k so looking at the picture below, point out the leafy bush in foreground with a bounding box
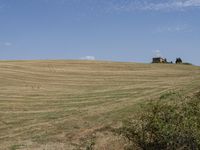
[118,92,200,150]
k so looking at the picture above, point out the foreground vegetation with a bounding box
[0,60,200,149]
[119,91,200,150]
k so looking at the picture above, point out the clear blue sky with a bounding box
[0,0,200,65]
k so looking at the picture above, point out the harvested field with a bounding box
[0,60,200,149]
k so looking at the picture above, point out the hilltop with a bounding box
[0,60,200,149]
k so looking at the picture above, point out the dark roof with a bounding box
[153,57,164,59]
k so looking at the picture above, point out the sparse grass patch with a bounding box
[10,144,25,150]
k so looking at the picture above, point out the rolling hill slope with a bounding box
[0,60,200,149]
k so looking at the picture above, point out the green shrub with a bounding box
[182,62,193,65]
[118,92,200,150]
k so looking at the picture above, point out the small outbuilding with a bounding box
[152,57,167,63]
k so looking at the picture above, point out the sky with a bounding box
[0,0,200,65]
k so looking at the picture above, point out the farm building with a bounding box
[152,57,167,63]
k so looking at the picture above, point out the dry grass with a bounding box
[0,60,200,150]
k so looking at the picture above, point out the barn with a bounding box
[152,57,167,63]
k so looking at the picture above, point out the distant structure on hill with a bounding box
[152,57,184,64]
[152,57,167,63]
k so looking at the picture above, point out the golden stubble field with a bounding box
[0,60,200,150]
